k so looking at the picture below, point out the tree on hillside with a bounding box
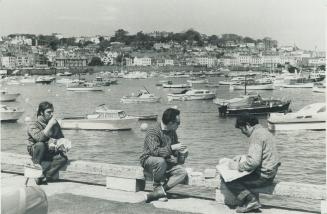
[88,57,103,66]
[243,37,255,43]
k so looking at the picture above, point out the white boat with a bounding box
[162,83,191,88]
[0,105,24,122]
[231,83,274,90]
[35,76,55,84]
[0,91,20,102]
[20,76,36,84]
[282,82,314,88]
[59,105,138,130]
[213,92,259,106]
[267,103,326,131]
[121,90,160,103]
[57,71,73,76]
[66,82,103,91]
[167,89,216,101]
[123,71,148,79]
[312,82,325,93]
[187,79,209,84]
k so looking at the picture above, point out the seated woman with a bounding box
[27,101,68,185]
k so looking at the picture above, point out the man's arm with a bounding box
[238,140,263,172]
[28,123,50,142]
[144,134,172,158]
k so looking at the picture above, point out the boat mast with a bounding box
[244,74,247,95]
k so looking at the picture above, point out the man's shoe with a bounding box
[34,177,48,185]
[145,186,167,203]
[236,200,261,213]
[158,197,168,202]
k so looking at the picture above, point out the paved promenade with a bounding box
[1,172,315,214]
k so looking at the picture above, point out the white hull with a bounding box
[231,84,274,90]
[187,79,208,84]
[67,87,103,91]
[163,84,190,88]
[168,93,215,101]
[121,97,160,104]
[282,83,313,88]
[0,111,24,121]
[312,87,325,93]
[267,121,326,131]
[0,93,20,102]
[59,117,137,130]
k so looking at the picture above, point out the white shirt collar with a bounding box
[161,121,168,130]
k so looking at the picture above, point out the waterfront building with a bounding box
[16,55,33,67]
[196,57,216,67]
[1,56,16,68]
[55,56,87,68]
[125,58,133,66]
[133,57,151,66]
[308,58,326,66]
[164,59,174,66]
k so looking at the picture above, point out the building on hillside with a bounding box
[55,56,87,68]
[16,55,33,67]
[196,57,216,67]
[125,58,133,66]
[1,56,16,68]
[164,59,174,66]
[133,57,151,66]
[308,58,326,66]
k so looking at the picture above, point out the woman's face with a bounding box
[42,108,54,122]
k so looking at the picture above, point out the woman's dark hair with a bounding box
[162,108,180,125]
[37,101,54,116]
[235,113,258,128]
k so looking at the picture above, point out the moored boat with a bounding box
[0,91,20,102]
[66,82,103,91]
[121,90,160,103]
[216,93,291,116]
[162,82,190,88]
[312,82,325,93]
[0,105,24,122]
[59,105,138,130]
[267,103,326,131]
[35,76,55,84]
[167,89,216,101]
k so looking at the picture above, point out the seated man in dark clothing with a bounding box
[27,101,68,185]
[224,113,281,213]
[140,108,188,202]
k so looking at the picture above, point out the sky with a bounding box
[0,0,325,51]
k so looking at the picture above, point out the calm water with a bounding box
[1,74,325,185]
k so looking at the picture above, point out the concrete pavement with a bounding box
[1,172,314,214]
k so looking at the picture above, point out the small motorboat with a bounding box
[216,93,291,116]
[0,105,24,122]
[121,89,160,104]
[35,76,55,84]
[230,79,274,90]
[162,82,190,88]
[94,76,111,86]
[0,90,20,102]
[267,103,326,131]
[312,82,325,93]
[66,82,103,91]
[187,79,209,84]
[20,76,36,84]
[59,105,138,130]
[167,89,216,101]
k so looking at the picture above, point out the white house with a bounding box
[1,56,16,68]
[134,57,152,66]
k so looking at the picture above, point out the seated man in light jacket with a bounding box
[225,113,281,213]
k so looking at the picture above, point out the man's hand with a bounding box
[171,143,187,151]
[48,117,58,127]
[232,155,243,162]
[228,160,239,170]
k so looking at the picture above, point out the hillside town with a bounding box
[0,29,325,73]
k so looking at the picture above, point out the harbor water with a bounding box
[1,74,325,185]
